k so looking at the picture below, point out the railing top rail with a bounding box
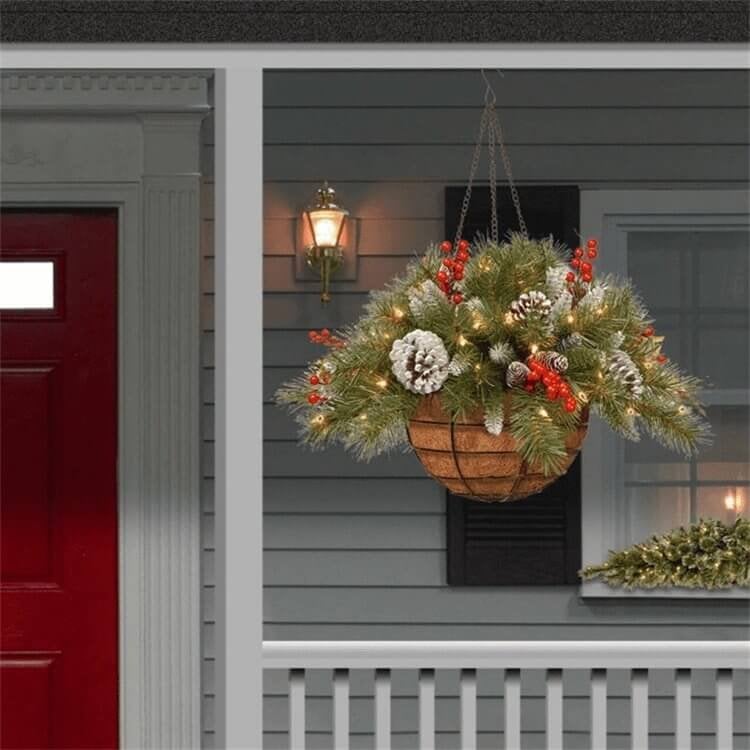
[263,641,749,671]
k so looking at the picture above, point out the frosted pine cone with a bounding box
[448,354,470,376]
[506,361,531,388]
[407,280,444,320]
[484,405,504,436]
[389,329,450,395]
[509,290,552,321]
[607,350,644,398]
[489,341,515,367]
[578,282,608,312]
[537,350,569,373]
[545,265,569,300]
[560,332,585,351]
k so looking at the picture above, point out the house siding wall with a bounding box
[200,70,750,748]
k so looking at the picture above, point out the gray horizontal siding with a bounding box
[200,70,750,746]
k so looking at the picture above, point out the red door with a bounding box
[0,211,118,749]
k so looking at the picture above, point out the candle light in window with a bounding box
[725,490,744,513]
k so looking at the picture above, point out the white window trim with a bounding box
[579,189,750,599]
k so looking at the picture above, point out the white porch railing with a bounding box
[263,640,749,750]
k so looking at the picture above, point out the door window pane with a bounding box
[0,262,54,310]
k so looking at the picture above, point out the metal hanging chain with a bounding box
[454,70,528,246]
[490,106,528,239]
[486,103,499,244]
[453,106,488,249]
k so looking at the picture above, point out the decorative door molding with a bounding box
[1,69,211,749]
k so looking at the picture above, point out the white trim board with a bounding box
[1,71,209,749]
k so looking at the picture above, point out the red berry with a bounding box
[308,392,321,405]
[308,331,317,341]
[559,383,571,398]
[582,272,593,283]
[443,258,454,268]
[437,271,448,282]
[527,371,540,383]
[452,293,463,304]
[657,353,668,364]
[542,374,554,387]
[571,258,581,269]
[587,238,598,250]
[309,374,320,385]
[564,399,577,413]
[581,262,592,274]
[457,239,470,253]
[453,268,464,281]
[587,248,598,259]
[440,240,453,254]
[546,387,559,401]
[574,247,584,258]
[643,326,655,337]
[524,383,535,392]
[566,272,575,283]
[321,328,330,338]
[456,250,469,263]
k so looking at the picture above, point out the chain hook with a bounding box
[480,69,497,106]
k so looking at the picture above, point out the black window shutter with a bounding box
[444,185,582,585]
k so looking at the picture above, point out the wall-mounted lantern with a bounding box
[299,182,350,303]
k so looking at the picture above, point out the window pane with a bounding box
[696,232,749,309]
[696,486,750,524]
[626,485,690,542]
[628,236,684,308]
[0,261,54,309]
[625,438,690,483]
[696,405,750,482]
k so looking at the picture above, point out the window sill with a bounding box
[579,581,750,600]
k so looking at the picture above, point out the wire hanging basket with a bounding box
[408,394,588,503]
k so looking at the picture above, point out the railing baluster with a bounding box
[289,668,306,750]
[590,668,607,750]
[675,668,691,750]
[460,668,477,750]
[418,668,436,750]
[333,668,349,750]
[716,668,733,750]
[374,668,391,750]
[546,669,563,750]
[630,669,648,750]
[504,668,521,750]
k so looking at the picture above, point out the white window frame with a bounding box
[580,189,750,599]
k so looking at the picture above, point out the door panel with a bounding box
[0,211,118,749]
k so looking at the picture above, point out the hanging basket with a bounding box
[407,394,588,503]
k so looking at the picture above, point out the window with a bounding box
[445,185,583,585]
[580,190,750,598]
[0,260,55,310]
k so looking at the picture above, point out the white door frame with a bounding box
[1,71,209,749]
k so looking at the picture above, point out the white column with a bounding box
[214,67,264,750]
[716,669,733,750]
[333,669,350,750]
[140,111,204,750]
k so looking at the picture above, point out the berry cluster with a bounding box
[524,356,578,413]
[641,325,669,365]
[566,238,598,288]
[436,239,471,305]
[308,328,345,349]
[306,367,332,405]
